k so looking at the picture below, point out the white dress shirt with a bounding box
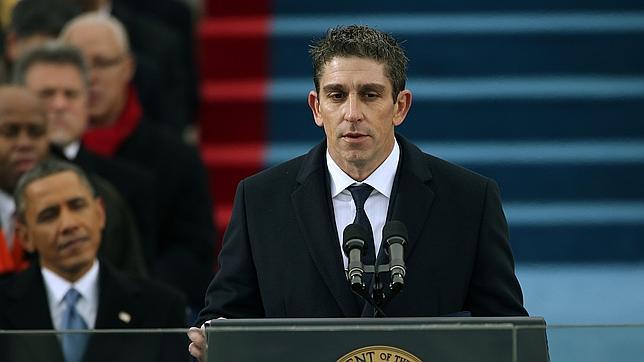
[42,260,100,330]
[327,139,400,268]
[0,189,16,247]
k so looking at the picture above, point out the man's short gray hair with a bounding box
[60,12,131,54]
[12,41,90,87]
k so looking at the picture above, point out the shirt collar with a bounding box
[0,188,15,228]
[63,141,81,160]
[327,138,400,198]
[41,259,100,307]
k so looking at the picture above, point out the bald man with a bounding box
[65,0,195,129]
[61,14,215,313]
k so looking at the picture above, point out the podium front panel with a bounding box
[205,317,548,362]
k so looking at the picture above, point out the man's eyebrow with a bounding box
[36,205,60,220]
[359,83,387,92]
[321,84,345,93]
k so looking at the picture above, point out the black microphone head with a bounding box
[383,220,408,245]
[342,223,369,255]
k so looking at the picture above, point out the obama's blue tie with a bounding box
[61,288,89,362]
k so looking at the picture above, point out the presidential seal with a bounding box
[338,345,422,362]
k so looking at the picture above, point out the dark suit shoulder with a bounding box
[427,152,490,184]
[400,135,493,188]
[0,264,42,300]
[101,261,185,304]
[241,140,327,191]
[0,265,56,330]
[244,153,308,186]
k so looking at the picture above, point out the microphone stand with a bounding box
[356,263,395,317]
[356,260,406,316]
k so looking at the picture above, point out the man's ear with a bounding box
[16,218,35,253]
[94,197,106,231]
[124,53,136,83]
[392,90,412,127]
[308,90,324,127]
[5,32,19,62]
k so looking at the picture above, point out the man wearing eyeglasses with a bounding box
[0,86,49,277]
[61,13,216,316]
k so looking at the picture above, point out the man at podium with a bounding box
[189,24,527,360]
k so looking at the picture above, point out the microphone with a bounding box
[342,223,370,291]
[383,221,408,293]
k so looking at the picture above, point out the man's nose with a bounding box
[15,129,36,148]
[344,94,364,123]
[59,207,80,233]
[89,68,100,85]
[51,93,68,110]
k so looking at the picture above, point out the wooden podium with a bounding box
[205,317,549,362]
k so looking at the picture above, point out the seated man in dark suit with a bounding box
[188,25,528,360]
[0,159,187,362]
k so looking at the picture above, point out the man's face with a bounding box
[0,88,49,191]
[24,63,89,146]
[63,22,133,126]
[308,56,411,180]
[18,171,104,282]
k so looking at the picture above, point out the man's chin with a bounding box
[50,134,75,147]
[12,160,37,175]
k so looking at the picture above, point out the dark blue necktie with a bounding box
[61,288,89,362]
[348,184,375,266]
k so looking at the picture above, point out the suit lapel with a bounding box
[360,136,435,316]
[387,136,435,262]
[93,262,142,329]
[291,142,361,316]
[5,265,55,329]
[5,265,65,362]
[83,263,143,362]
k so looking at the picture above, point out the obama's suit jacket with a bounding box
[0,261,187,362]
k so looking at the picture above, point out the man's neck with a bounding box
[339,162,376,182]
[90,114,117,128]
[330,140,395,182]
[91,99,126,128]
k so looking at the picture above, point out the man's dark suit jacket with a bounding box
[0,261,187,362]
[197,136,527,323]
[115,120,215,309]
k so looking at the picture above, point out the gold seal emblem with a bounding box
[338,345,422,362]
